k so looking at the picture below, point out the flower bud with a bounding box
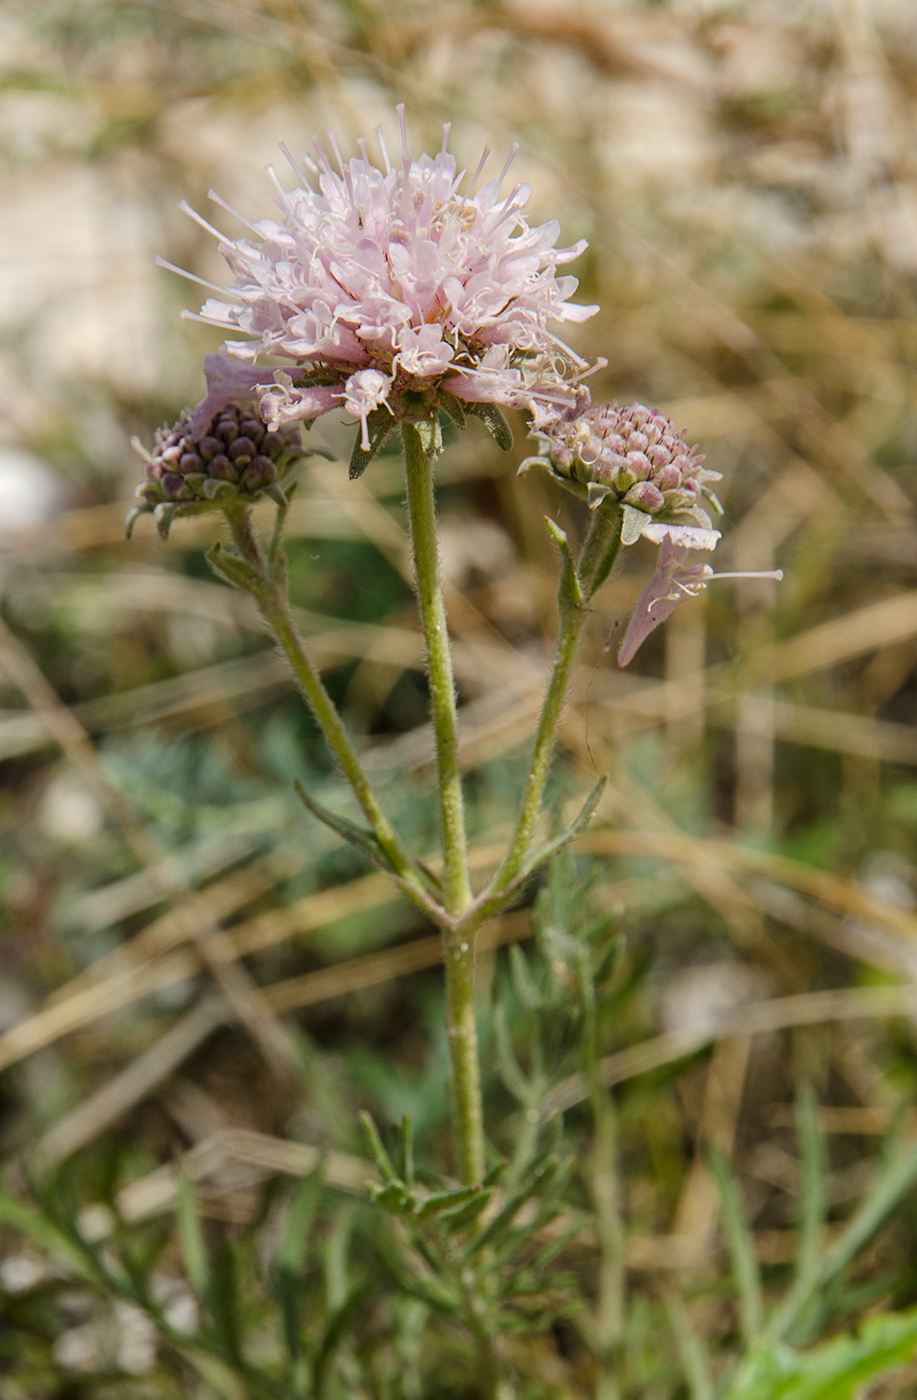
[532,401,723,538]
[126,400,304,538]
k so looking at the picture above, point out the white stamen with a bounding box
[496,142,520,194]
[278,140,310,187]
[154,256,241,300]
[374,124,391,174]
[327,128,346,177]
[177,200,225,241]
[207,190,261,235]
[466,145,491,196]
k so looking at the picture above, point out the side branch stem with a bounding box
[487,510,621,897]
[223,504,424,901]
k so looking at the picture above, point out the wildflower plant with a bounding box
[128,107,781,1197]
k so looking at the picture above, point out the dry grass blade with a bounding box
[34,996,228,1168]
[0,615,301,1082]
[546,984,917,1114]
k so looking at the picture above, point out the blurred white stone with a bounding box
[659,960,771,1036]
[114,1300,157,1375]
[77,1202,116,1244]
[39,774,105,846]
[0,447,60,532]
[0,1251,49,1293]
[152,1274,199,1334]
[53,1323,103,1372]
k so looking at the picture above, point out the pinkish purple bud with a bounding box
[229,436,257,461]
[654,464,681,490]
[161,471,187,497]
[626,451,653,480]
[209,454,238,480]
[624,481,665,511]
[198,435,223,461]
[243,456,277,490]
[180,452,203,473]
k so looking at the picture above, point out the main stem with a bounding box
[402,423,484,1185]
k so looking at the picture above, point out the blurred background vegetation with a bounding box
[3,0,917,1394]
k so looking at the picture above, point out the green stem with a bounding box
[402,423,472,917]
[487,510,621,897]
[223,503,425,902]
[581,953,625,1392]
[443,927,485,1184]
[402,424,484,1184]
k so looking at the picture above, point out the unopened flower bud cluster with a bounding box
[137,405,300,508]
[539,403,722,533]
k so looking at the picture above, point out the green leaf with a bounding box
[772,1085,829,1341]
[176,1170,210,1300]
[360,1111,398,1184]
[505,777,607,896]
[709,1146,763,1346]
[466,400,514,450]
[508,943,544,1012]
[349,424,394,479]
[124,504,148,539]
[154,501,181,540]
[544,516,585,609]
[293,778,390,870]
[437,1187,493,1232]
[210,1238,243,1364]
[0,1189,96,1281]
[821,1130,917,1287]
[493,1002,533,1103]
[277,1169,323,1277]
[439,393,467,429]
[400,1112,415,1190]
[415,1184,485,1220]
[726,1307,917,1400]
[205,541,265,593]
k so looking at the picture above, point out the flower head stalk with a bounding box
[167,106,598,466]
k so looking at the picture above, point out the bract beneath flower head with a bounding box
[175,107,598,456]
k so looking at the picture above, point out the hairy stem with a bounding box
[402,424,484,1183]
[487,510,621,897]
[402,424,472,916]
[222,503,425,901]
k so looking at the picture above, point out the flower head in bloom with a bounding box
[125,362,311,540]
[618,533,783,666]
[166,107,598,471]
[529,401,723,547]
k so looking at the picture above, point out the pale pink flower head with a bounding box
[171,107,598,472]
[529,401,724,546]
